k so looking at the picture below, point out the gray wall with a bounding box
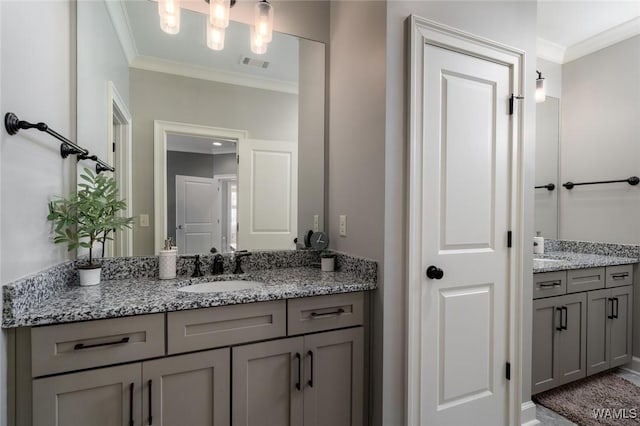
[384,2,538,424]
[166,152,236,242]
[1,2,77,424]
[77,0,129,162]
[130,68,298,255]
[559,35,640,244]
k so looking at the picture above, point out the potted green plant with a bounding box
[47,168,134,286]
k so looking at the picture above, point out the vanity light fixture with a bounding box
[536,70,546,103]
[158,0,274,55]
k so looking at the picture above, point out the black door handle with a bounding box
[129,382,134,426]
[608,298,615,319]
[562,306,568,330]
[613,297,619,319]
[426,266,444,280]
[148,379,153,425]
[295,352,301,391]
[307,350,314,388]
[556,307,563,331]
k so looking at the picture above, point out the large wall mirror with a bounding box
[77,0,325,256]
[534,96,559,239]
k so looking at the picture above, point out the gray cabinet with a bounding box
[232,328,364,426]
[143,349,230,426]
[32,363,141,426]
[532,292,587,394]
[587,286,633,375]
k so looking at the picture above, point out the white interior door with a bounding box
[238,139,297,250]
[416,44,513,425]
[175,175,217,254]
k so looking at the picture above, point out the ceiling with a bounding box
[537,0,640,63]
[114,0,299,92]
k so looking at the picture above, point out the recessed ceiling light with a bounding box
[213,142,223,146]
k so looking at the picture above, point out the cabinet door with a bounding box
[143,349,230,426]
[32,363,141,426]
[532,298,559,394]
[609,286,633,368]
[586,289,610,375]
[556,292,587,386]
[232,337,304,426]
[303,327,363,426]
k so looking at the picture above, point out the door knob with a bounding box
[426,265,444,280]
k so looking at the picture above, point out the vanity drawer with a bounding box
[567,267,605,294]
[167,300,286,354]
[287,292,364,335]
[533,271,567,299]
[606,264,634,288]
[31,313,165,377]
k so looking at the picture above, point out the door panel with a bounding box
[586,289,610,375]
[232,337,304,426]
[609,286,633,367]
[238,139,297,250]
[176,175,217,254]
[556,293,587,386]
[420,43,511,425]
[143,349,230,426]
[532,298,559,394]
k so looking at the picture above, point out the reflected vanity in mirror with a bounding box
[77,0,325,256]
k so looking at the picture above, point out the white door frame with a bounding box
[153,120,247,254]
[106,81,133,257]
[407,16,525,425]
[213,173,237,252]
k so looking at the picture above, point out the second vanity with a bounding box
[531,244,637,395]
[5,251,376,426]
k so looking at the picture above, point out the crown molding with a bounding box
[104,0,138,65]
[564,16,640,63]
[130,55,299,95]
[537,37,566,64]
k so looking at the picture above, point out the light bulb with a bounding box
[207,23,226,51]
[158,0,181,35]
[250,25,268,54]
[210,0,230,29]
[535,75,546,103]
[253,1,273,43]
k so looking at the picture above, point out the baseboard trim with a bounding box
[621,356,640,375]
[521,401,540,426]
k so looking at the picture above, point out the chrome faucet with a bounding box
[233,251,252,274]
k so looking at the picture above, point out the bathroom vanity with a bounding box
[5,252,376,426]
[531,245,636,395]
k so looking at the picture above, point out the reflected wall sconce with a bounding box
[535,70,546,103]
[158,0,274,54]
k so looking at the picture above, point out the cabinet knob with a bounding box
[426,266,444,280]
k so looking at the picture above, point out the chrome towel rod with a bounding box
[4,112,114,173]
[562,176,639,190]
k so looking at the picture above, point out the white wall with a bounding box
[560,35,640,244]
[1,2,76,424]
[385,2,538,424]
[77,0,130,163]
[537,57,561,99]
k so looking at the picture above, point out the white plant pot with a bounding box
[321,257,335,272]
[78,267,101,286]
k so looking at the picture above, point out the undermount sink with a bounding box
[178,280,264,293]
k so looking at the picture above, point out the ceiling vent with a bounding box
[240,56,270,69]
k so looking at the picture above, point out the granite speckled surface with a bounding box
[533,252,638,273]
[3,250,377,328]
[543,239,640,259]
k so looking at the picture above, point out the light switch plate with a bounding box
[339,215,347,237]
[313,215,319,232]
[139,214,149,227]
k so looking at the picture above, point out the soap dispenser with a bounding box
[533,232,544,255]
[159,237,177,279]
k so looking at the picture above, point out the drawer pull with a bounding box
[148,379,153,425]
[295,352,302,391]
[611,272,629,280]
[539,281,561,288]
[128,382,134,426]
[310,308,345,319]
[608,298,615,319]
[73,336,130,351]
[307,350,314,388]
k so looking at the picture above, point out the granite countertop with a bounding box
[4,267,376,328]
[533,251,638,273]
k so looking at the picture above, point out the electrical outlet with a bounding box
[313,215,319,232]
[139,214,149,227]
[339,215,347,237]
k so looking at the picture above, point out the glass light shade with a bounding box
[250,25,268,54]
[253,1,273,43]
[158,0,181,34]
[207,24,226,51]
[209,0,230,28]
[535,77,546,103]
